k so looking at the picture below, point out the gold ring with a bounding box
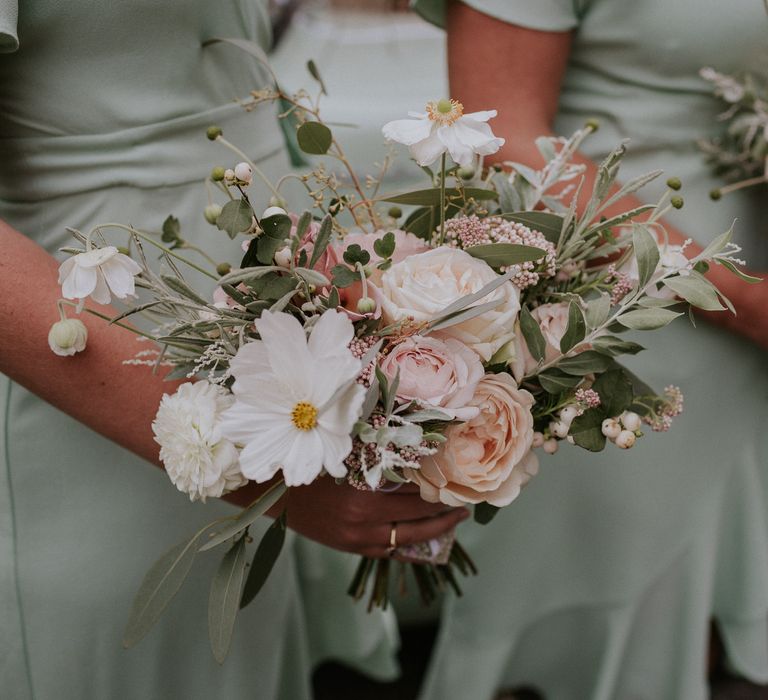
[387,522,398,557]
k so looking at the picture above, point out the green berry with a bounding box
[216,262,232,277]
[210,166,226,182]
[709,188,722,201]
[670,196,684,209]
[666,177,682,191]
[204,204,222,225]
[584,118,600,131]
[206,126,223,141]
[387,206,403,220]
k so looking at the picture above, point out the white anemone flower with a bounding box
[58,246,142,305]
[382,98,505,167]
[153,381,246,502]
[220,310,366,486]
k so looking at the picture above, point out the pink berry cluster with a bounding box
[644,385,684,432]
[348,335,380,387]
[605,264,634,304]
[441,215,556,288]
[574,387,601,413]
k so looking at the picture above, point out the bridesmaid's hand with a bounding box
[282,476,469,560]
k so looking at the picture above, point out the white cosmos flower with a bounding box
[382,99,505,167]
[220,310,366,486]
[58,246,142,305]
[152,381,246,502]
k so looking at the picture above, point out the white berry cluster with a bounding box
[601,411,642,449]
[532,404,582,455]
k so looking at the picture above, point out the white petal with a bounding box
[382,116,434,146]
[307,309,355,360]
[76,247,119,268]
[237,424,295,482]
[409,131,448,166]
[317,430,352,478]
[255,311,312,397]
[228,340,273,385]
[438,125,475,167]
[219,396,291,445]
[60,261,97,300]
[453,118,506,156]
[317,382,365,436]
[102,258,137,298]
[280,430,324,486]
[462,109,497,122]
[90,270,113,305]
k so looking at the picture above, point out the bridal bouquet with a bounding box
[699,66,768,197]
[50,51,751,662]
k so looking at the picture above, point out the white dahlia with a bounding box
[152,381,246,502]
[220,310,366,486]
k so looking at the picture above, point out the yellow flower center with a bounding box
[426,98,464,125]
[291,401,318,431]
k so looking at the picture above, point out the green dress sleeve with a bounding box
[411,0,586,32]
[0,0,18,52]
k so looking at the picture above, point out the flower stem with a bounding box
[438,153,447,245]
[214,136,282,200]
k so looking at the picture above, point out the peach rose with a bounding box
[379,336,483,421]
[377,247,520,362]
[511,302,570,382]
[405,373,538,507]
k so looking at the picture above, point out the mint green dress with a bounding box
[406,2,768,699]
[0,2,397,699]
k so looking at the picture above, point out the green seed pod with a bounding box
[584,118,600,131]
[670,196,684,209]
[709,188,722,201]
[666,177,682,191]
[206,126,223,141]
[210,166,226,182]
[356,297,376,314]
[216,262,232,277]
[387,206,403,220]
[204,204,222,225]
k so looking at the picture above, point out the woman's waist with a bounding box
[0,101,285,202]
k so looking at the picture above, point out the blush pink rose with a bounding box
[404,373,538,507]
[511,302,572,382]
[379,336,483,421]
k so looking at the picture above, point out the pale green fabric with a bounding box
[406,1,768,699]
[0,2,398,698]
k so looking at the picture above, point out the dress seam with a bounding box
[4,381,35,700]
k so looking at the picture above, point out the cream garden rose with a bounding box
[379,335,483,421]
[511,302,571,382]
[405,372,538,507]
[377,247,520,361]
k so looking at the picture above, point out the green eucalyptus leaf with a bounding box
[123,523,216,648]
[256,213,292,265]
[717,259,762,283]
[591,335,645,357]
[585,293,611,330]
[403,206,437,240]
[217,199,253,239]
[474,502,500,525]
[381,187,498,206]
[616,307,683,330]
[306,59,327,95]
[161,215,182,243]
[519,306,546,363]
[501,211,563,245]
[308,215,333,269]
[632,225,660,290]
[538,368,582,394]
[696,225,733,261]
[330,264,358,288]
[200,481,287,552]
[209,534,248,664]
[662,275,725,311]
[556,350,614,376]
[248,272,297,302]
[466,243,546,268]
[559,301,587,353]
[240,511,287,610]
[569,408,607,452]
[592,368,634,417]
[427,299,503,332]
[297,121,333,155]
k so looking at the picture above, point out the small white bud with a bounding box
[601,418,622,440]
[615,430,636,449]
[203,204,222,225]
[550,420,569,439]
[48,318,88,357]
[532,431,545,448]
[234,162,253,184]
[274,246,293,268]
[356,297,377,314]
[620,411,642,432]
[543,438,559,455]
[262,206,287,219]
[566,435,575,444]
[559,405,579,426]
[224,168,235,182]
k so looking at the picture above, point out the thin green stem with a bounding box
[438,153,447,245]
[215,136,281,200]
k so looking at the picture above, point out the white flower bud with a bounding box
[262,206,287,219]
[203,204,222,225]
[559,405,579,426]
[550,420,569,439]
[532,431,545,448]
[620,411,642,432]
[356,297,376,314]
[601,418,622,440]
[543,438,559,455]
[234,162,253,184]
[615,430,636,449]
[48,318,88,356]
[274,246,293,268]
[223,168,235,182]
[566,435,575,444]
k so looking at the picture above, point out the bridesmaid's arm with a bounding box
[446,2,767,348]
[0,221,467,554]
